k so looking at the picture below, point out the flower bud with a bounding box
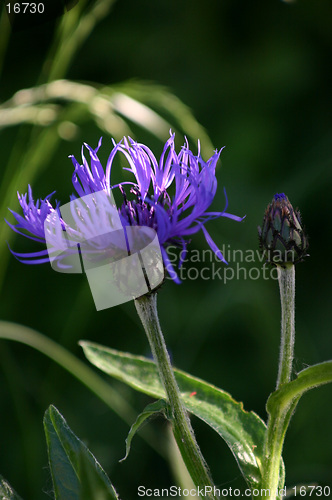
[258,193,309,265]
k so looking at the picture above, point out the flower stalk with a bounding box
[259,263,296,500]
[276,264,295,389]
[257,192,309,499]
[135,293,218,500]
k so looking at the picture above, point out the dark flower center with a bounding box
[119,185,158,231]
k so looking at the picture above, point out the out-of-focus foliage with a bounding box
[0,0,331,498]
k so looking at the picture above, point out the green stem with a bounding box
[260,264,296,500]
[276,264,296,389]
[135,293,218,500]
[259,399,298,500]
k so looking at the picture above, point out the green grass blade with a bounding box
[0,321,135,424]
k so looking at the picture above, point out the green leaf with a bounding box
[78,452,118,500]
[44,405,119,500]
[265,362,332,500]
[0,475,24,500]
[120,399,169,463]
[80,341,266,490]
[267,361,332,414]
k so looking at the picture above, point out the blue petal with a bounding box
[201,226,228,264]
[4,219,46,243]
[161,246,181,284]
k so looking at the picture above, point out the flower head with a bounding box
[258,192,309,266]
[7,133,243,282]
[5,185,60,264]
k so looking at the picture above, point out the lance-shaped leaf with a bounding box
[44,405,119,500]
[267,361,332,414]
[120,399,169,463]
[79,452,118,500]
[80,341,266,490]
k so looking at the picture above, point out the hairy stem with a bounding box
[260,264,296,500]
[276,265,296,389]
[135,293,218,500]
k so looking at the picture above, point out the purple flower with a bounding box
[5,186,60,264]
[7,133,243,281]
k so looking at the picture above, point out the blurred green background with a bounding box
[0,0,331,498]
